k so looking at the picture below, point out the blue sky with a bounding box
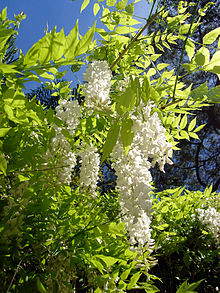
[1,0,154,89]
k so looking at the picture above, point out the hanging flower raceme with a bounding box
[112,101,173,247]
[195,206,220,243]
[44,99,81,185]
[83,60,112,109]
[78,142,100,198]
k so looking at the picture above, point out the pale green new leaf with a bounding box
[127,272,141,290]
[117,86,136,112]
[188,117,196,131]
[205,50,220,73]
[93,3,100,16]
[75,21,96,56]
[121,116,134,155]
[185,39,195,61]
[81,0,90,12]
[95,254,119,268]
[180,114,187,129]
[203,27,220,45]
[106,0,117,6]
[65,20,79,59]
[189,132,199,139]
[50,28,66,61]
[102,119,120,163]
[157,63,169,71]
[0,128,11,137]
[0,153,7,176]
[0,64,20,74]
[0,7,7,21]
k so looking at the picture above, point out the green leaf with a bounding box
[127,272,141,290]
[36,277,46,293]
[0,64,20,74]
[206,50,220,73]
[0,128,11,138]
[121,268,132,281]
[117,86,136,113]
[188,117,196,131]
[203,27,220,45]
[186,279,204,291]
[18,174,30,182]
[116,0,128,10]
[176,279,204,293]
[102,119,120,163]
[191,82,208,100]
[195,52,206,66]
[81,0,90,12]
[141,75,150,103]
[65,20,79,59]
[185,39,195,61]
[121,117,134,155]
[179,23,197,35]
[90,258,104,274]
[75,21,96,56]
[0,28,15,46]
[147,68,156,77]
[0,154,7,176]
[207,85,220,103]
[194,124,206,132]
[106,0,117,6]
[125,3,134,15]
[157,63,169,71]
[96,255,118,268]
[198,47,210,65]
[4,105,20,123]
[172,114,181,128]
[101,222,125,236]
[93,3,100,16]
[180,130,189,140]
[189,132,199,139]
[51,28,66,61]
[180,114,187,129]
[0,7,7,21]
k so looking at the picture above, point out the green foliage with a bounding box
[151,187,219,292]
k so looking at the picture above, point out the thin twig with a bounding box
[110,13,158,70]
[6,255,25,293]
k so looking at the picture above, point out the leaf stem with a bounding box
[110,13,158,70]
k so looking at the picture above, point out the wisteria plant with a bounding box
[0,0,219,292]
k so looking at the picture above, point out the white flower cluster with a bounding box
[113,102,173,247]
[195,206,220,243]
[79,143,100,197]
[56,99,81,132]
[83,60,112,109]
[44,100,81,185]
[2,181,29,244]
[115,75,130,92]
[131,103,173,172]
